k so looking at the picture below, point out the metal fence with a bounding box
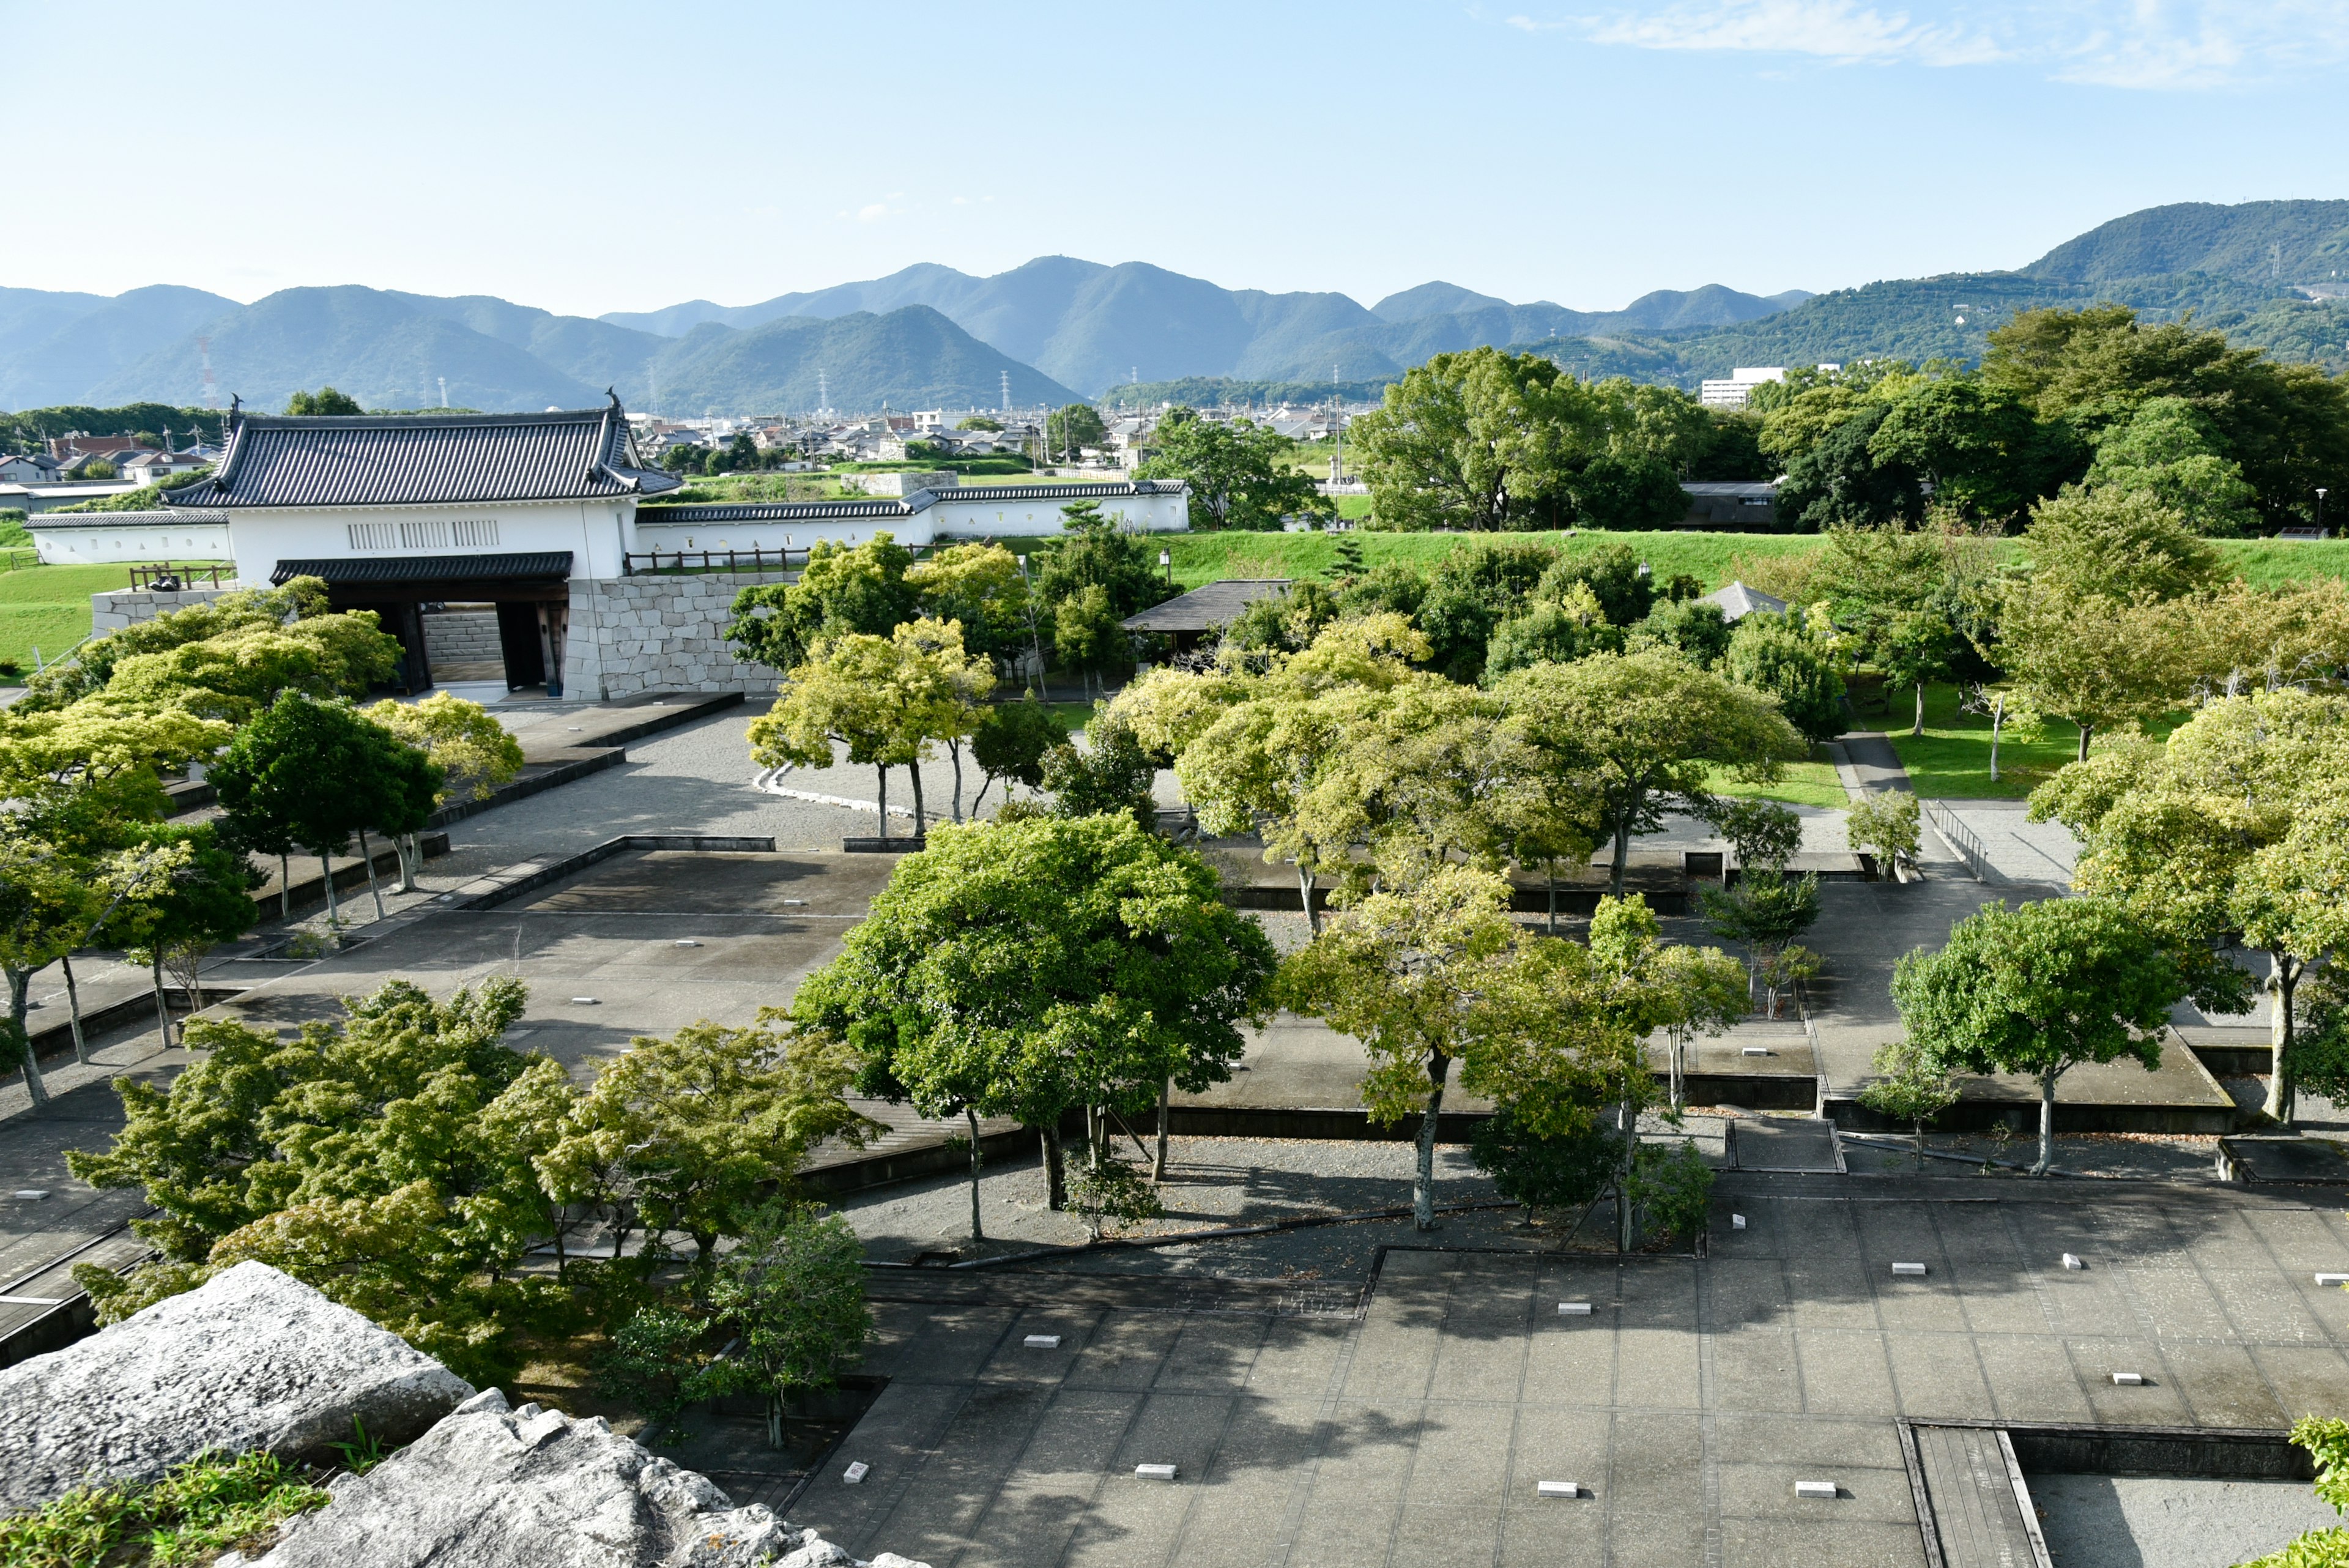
[1921,798,1987,882]
[623,547,809,576]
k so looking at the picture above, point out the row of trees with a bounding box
[1754,306,2349,533]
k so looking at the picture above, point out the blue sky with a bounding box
[7,1,2342,317]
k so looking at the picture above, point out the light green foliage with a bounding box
[101,614,401,724]
[1627,1140,1715,1244]
[1219,581,1343,663]
[286,387,363,416]
[908,541,1031,669]
[1586,893,1747,1109]
[1278,866,1637,1228]
[1052,584,1132,693]
[1102,666,1253,766]
[0,1449,330,1568]
[1349,348,1597,533]
[2085,396,2260,537]
[65,978,561,1385]
[793,815,1276,1209]
[1708,798,1803,871]
[1496,649,1805,897]
[1858,1039,1962,1170]
[724,532,919,671]
[1846,790,1921,866]
[1627,598,1733,669]
[2023,485,2225,604]
[1484,582,1616,682]
[362,692,524,804]
[1135,406,1329,532]
[1726,609,1846,745]
[2237,1418,2349,1567]
[558,1014,871,1263]
[1893,897,2184,1173]
[2030,689,2348,1119]
[703,1202,873,1447]
[18,578,329,712]
[1066,1156,1166,1241]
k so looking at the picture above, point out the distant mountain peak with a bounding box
[1371,282,1513,322]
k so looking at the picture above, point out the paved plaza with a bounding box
[800,1178,2349,1568]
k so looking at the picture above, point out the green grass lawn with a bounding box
[1702,752,1849,810]
[1167,528,2349,595]
[1873,681,2195,800]
[0,562,210,673]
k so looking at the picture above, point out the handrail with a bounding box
[1921,798,1987,883]
[622,546,809,576]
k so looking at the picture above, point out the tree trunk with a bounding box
[320,852,340,923]
[1987,697,2005,783]
[358,828,386,921]
[949,741,965,823]
[1913,1119,1926,1172]
[1041,1120,1067,1210]
[1609,820,1631,900]
[875,765,890,841]
[1546,861,1558,936]
[1618,1090,1638,1253]
[61,954,87,1066]
[278,853,291,918]
[396,833,419,893]
[1414,1051,1451,1231]
[2076,722,2093,764]
[2035,1069,2057,1175]
[1297,863,1320,937]
[2265,954,2301,1124]
[965,1106,985,1242]
[766,1392,785,1452]
[1154,1078,1170,1182]
[907,760,926,839]
[150,949,173,1049]
[1913,682,1926,737]
[9,970,48,1108]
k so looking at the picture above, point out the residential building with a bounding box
[1699,365,1841,409]
[1680,480,1778,527]
[118,449,209,486]
[0,454,61,484]
[46,433,155,463]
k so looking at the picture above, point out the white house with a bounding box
[26,508,233,565]
[117,449,209,486]
[0,454,61,484]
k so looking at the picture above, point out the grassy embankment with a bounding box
[0,562,223,673]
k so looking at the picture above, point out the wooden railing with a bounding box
[623,547,809,576]
[128,563,232,590]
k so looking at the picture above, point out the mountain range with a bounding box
[3,200,2345,418]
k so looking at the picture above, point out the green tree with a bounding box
[702,1202,872,1449]
[1699,871,1820,1017]
[1039,712,1157,830]
[363,692,524,888]
[970,697,1063,813]
[1726,609,1847,746]
[1045,403,1108,461]
[1846,790,1921,872]
[1349,347,1598,532]
[1033,502,1172,620]
[1866,378,2066,526]
[1775,404,1925,531]
[285,388,365,417]
[1496,650,1805,897]
[1414,538,1562,683]
[1135,406,1328,531]
[1894,897,2186,1175]
[1858,1039,1961,1172]
[725,532,921,671]
[15,579,329,712]
[909,542,1031,673]
[793,815,1277,1212]
[2237,1417,2349,1567]
[107,822,259,1050]
[1483,585,1616,683]
[1052,584,1131,699]
[1567,450,1687,530]
[2083,396,2260,537]
[2023,485,2224,604]
[1627,598,1733,668]
[748,619,973,836]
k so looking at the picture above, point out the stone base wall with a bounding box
[565,573,787,700]
[91,585,247,634]
[421,609,500,665]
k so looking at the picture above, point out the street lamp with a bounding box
[2320,488,2330,538]
[1159,548,1172,587]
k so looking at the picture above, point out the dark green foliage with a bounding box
[724,533,920,671]
[1690,409,1769,480]
[1568,450,1688,530]
[209,694,445,861]
[1221,581,1341,657]
[1483,601,1619,682]
[1776,404,1925,531]
[971,699,1064,797]
[0,1449,330,1568]
[0,403,229,452]
[1628,1140,1715,1243]
[1041,717,1157,829]
[596,1304,728,1443]
[1045,403,1108,458]
[1700,870,1822,954]
[2290,968,2349,1107]
[1337,561,1428,621]
[1137,406,1330,532]
[284,387,363,417]
[1536,543,1655,626]
[1468,1106,1617,1215]
[1628,598,1732,668]
[1724,611,1846,743]
[1033,505,1173,619]
[700,1202,873,1447]
[1415,540,1560,683]
[1865,379,2076,525]
[1705,798,1802,871]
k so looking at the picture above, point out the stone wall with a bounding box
[421,608,500,666]
[91,585,245,634]
[565,572,787,700]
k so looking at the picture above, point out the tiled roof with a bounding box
[270,552,574,585]
[638,496,936,526]
[168,402,681,510]
[1700,580,1789,623]
[27,508,229,530]
[946,480,1187,502]
[1122,578,1291,633]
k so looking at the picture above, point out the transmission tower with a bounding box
[197,336,219,411]
[1000,370,1011,414]
[817,370,831,418]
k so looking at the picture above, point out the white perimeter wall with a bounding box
[33,518,232,565]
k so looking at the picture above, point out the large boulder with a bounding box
[228,1389,929,1568]
[0,1261,473,1511]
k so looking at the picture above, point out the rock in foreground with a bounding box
[0,1260,474,1511]
[228,1388,927,1568]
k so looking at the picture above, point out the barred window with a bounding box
[451,518,499,547]
[399,519,450,549]
[347,522,396,550]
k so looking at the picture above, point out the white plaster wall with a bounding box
[214,499,637,583]
[32,519,232,565]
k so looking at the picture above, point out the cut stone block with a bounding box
[674,940,700,948]
[1023,1334,1063,1348]
[1536,1481,1581,1498]
[11,1191,45,1200]
[1732,1214,1746,1230]
[2317,1273,2349,1287]
[1890,1262,1928,1277]
[2112,1372,2146,1386]
[1135,1463,1178,1481]
[1795,1481,1838,1499]
[1558,1302,1594,1316]
[569,997,599,1005]
[843,1460,870,1484]
[2061,1254,2084,1270]
[1741,1046,1771,1057]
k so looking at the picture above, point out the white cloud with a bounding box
[1529,0,2349,87]
[856,203,890,222]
